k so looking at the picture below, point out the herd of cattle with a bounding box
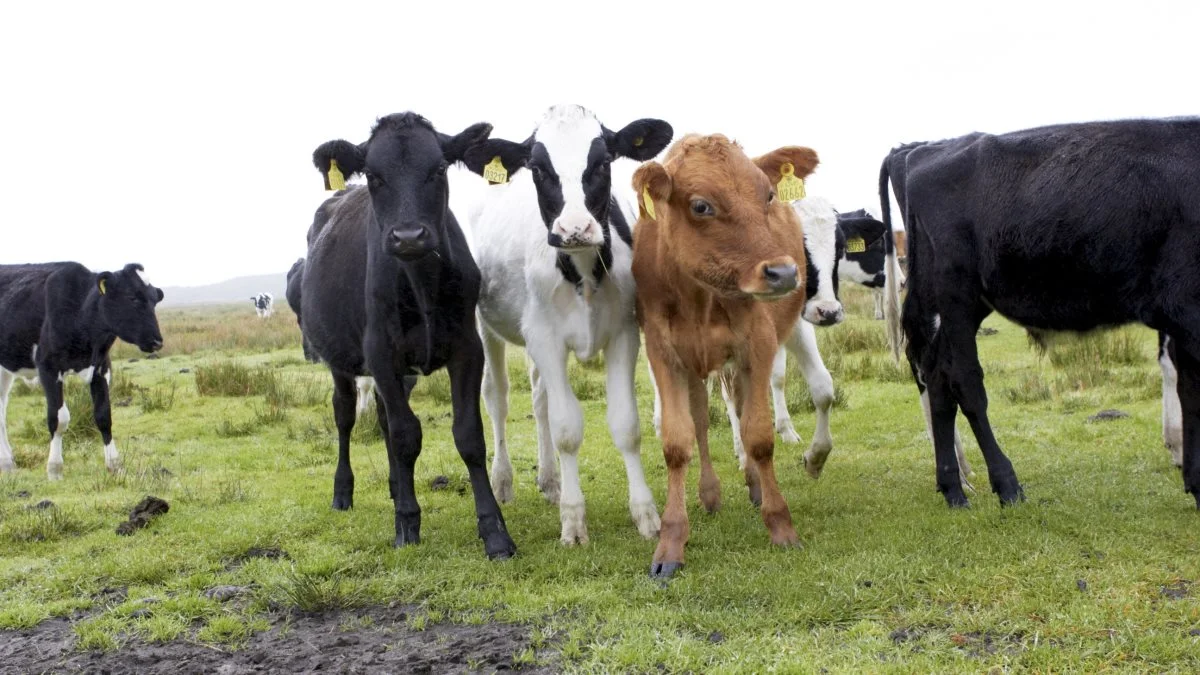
[0,106,1195,579]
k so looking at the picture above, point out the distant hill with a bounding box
[160,273,288,308]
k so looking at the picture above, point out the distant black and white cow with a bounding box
[835,208,904,320]
[301,112,516,558]
[458,104,671,545]
[880,117,1200,509]
[0,262,164,479]
[251,292,274,318]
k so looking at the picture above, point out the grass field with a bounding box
[2,287,1198,672]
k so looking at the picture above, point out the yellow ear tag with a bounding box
[633,136,644,147]
[483,156,508,185]
[326,159,347,191]
[99,279,107,295]
[776,162,806,202]
[642,185,656,221]
[846,236,866,253]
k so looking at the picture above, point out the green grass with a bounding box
[0,293,1197,672]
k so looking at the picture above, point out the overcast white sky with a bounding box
[2,1,1196,287]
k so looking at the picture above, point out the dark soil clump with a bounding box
[115,496,170,536]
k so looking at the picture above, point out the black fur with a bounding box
[299,112,515,559]
[0,262,163,452]
[879,116,1200,510]
[836,210,889,288]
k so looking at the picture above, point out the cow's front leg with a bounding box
[527,334,587,545]
[785,322,834,478]
[648,351,693,579]
[0,369,16,473]
[449,329,516,559]
[39,368,67,481]
[739,334,800,548]
[479,325,514,503]
[90,364,121,474]
[604,325,659,538]
[365,343,423,547]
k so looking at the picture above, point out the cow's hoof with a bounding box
[0,460,16,474]
[650,561,683,579]
[1193,492,1200,510]
[943,488,970,509]
[483,531,517,560]
[631,500,661,539]
[559,501,588,546]
[393,516,421,548]
[803,443,832,479]
[537,474,560,505]
[778,426,802,445]
[490,474,514,504]
[47,463,64,481]
[331,494,353,510]
[997,484,1026,507]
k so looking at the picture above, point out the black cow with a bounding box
[879,117,1200,509]
[0,262,164,479]
[301,111,516,559]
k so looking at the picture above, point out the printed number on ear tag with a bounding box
[483,156,508,184]
[777,162,806,203]
[326,159,347,191]
[642,185,656,221]
[846,236,866,253]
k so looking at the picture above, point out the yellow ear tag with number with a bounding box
[633,136,644,147]
[326,159,347,191]
[642,185,656,221]
[846,236,866,253]
[483,156,508,185]
[776,162,806,202]
[99,279,107,295]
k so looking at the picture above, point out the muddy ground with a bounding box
[0,605,557,674]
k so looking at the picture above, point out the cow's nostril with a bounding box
[763,264,798,289]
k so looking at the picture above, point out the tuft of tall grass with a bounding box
[194,361,276,397]
[269,565,365,613]
[0,504,95,544]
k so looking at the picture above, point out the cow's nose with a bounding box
[817,306,842,325]
[763,264,798,293]
[389,228,431,258]
[150,339,163,352]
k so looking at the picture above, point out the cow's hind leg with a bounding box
[787,321,835,478]
[330,372,358,510]
[39,368,67,481]
[90,364,120,473]
[694,370,720,513]
[770,346,802,445]
[529,362,559,504]
[0,369,15,473]
[480,327,514,503]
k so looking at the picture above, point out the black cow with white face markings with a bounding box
[0,262,164,479]
[458,104,672,546]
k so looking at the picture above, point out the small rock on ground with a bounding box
[1087,409,1130,422]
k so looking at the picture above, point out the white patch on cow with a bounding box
[74,366,95,384]
[136,269,151,286]
[1160,337,1183,467]
[104,440,121,473]
[837,258,877,286]
[31,344,38,362]
[57,372,64,383]
[47,402,69,480]
[0,368,15,472]
[932,314,941,336]
[792,196,844,325]
[355,376,375,416]
[15,368,38,384]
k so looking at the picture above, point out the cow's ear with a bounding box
[313,140,366,190]
[439,122,493,165]
[462,137,533,185]
[632,161,672,222]
[754,146,820,183]
[97,272,114,296]
[839,216,888,246]
[607,119,673,161]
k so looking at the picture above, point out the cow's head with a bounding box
[312,113,494,261]
[792,197,845,326]
[834,209,889,291]
[632,134,817,299]
[464,105,672,250]
[97,263,164,353]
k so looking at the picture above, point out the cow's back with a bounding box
[907,118,1200,331]
[301,188,370,374]
[0,263,82,371]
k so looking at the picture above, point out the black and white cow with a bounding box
[301,112,516,559]
[457,104,672,545]
[251,292,274,318]
[0,262,164,479]
[835,208,901,320]
[879,117,1200,509]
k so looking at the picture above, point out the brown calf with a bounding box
[631,133,819,579]
[893,230,908,275]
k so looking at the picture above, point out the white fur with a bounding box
[465,104,659,544]
[0,368,15,473]
[792,197,844,325]
[47,402,69,480]
[1161,336,1183,468]
[355,376,375,416]
[104,440,121,473]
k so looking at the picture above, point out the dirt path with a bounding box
[0,606,557,674]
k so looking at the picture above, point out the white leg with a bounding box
[355,376,374,416]
[647,361,662,439]
[48,400,69,481]
[770,346,802,445]
[1161,341,1183,468]
[604,326,659,539]
[919,390,975,492]
[480,328,514,502]
[0,369,15,473]
[873,289,885,320]
[529,361,559,503]
[786,322,835,478]
[719,371,747,470]
[104,440,120,472]
[527,336,586,545]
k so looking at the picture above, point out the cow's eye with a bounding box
[690,199,715,217]
[768,191,776,203]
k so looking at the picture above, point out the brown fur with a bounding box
[894,230,909,274]
[631,133,819,575]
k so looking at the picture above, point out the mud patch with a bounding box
[0,605,556,674]
[115,496,170,536]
